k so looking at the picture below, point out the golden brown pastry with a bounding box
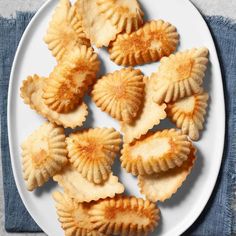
[21,122,68,191]
[66,128,121,184]
[152,47,209,104]
[20,75,88,128]
[53,191,105,236]
[43,45,100,113]
[44,0,90,61]
[53,165,124,202]
[109,20,179,66]
[92,68,145,123]
[75,0,120,47]
[89,196,160,236]
[97,0,144,33]
[167,91,209,140]
[138,145,196,202]
[121,129,192,176]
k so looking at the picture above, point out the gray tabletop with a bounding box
[0,0,235,235]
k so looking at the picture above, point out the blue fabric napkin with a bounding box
[0,12,235,235]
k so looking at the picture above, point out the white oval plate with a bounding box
[8,0,225,235]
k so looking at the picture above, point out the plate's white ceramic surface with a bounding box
[8,0,225,235]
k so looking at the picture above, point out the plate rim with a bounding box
[7,0,226,235]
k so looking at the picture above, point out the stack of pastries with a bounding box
[20,0,209,235]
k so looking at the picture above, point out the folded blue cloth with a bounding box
[0,12,235,235]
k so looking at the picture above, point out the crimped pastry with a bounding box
[20,75,88,128]
[97,0,144,33]
[89,196,160,236]
[152,47,209,104]
[121,129,192,176]
[92,68,145,123]
[75,0,120,47]
[53,165,124,202]
[66,128,121,184]
[121,76,167,143]
[53,191,105,236]
[138,145,196,202]
[167,91,209,140]
[109,20,179,66]
[21,122,68,191]
[43,45,100,113]
[44,0,90,61]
